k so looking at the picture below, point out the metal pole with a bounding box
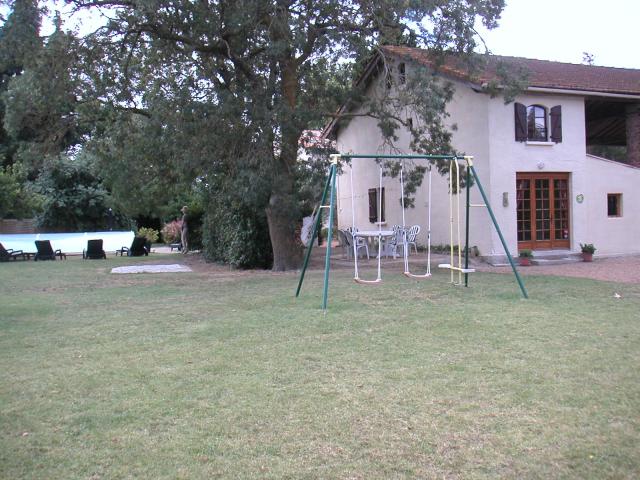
[322,162,338,310]
[470,165,528,299]
[344,154,460,160]
[427,167,432,275]
[295,160,334,298]
[464,161,471,287]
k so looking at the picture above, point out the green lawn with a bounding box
[1,255,639,479]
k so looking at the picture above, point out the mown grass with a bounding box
[1,255,639,479]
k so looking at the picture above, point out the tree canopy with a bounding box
[64,0,506,269]
[1,0,507,267]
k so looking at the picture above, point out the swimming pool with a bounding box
[0,231,136,255]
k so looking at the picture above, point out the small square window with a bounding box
[607,193,622,217]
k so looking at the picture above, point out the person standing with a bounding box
[180,206,189,254]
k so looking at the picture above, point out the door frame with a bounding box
[516,172,571,250]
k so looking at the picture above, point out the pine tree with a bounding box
[0,0,42,168]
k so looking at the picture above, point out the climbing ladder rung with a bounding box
[438,263,475,273]
[470,204,486,207]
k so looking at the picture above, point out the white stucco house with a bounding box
[324,46,640,263]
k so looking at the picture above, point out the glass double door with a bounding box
[516,173,570,250]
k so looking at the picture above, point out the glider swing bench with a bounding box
[295,153,528,311]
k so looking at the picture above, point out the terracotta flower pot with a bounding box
[582,252,593,262]
[519,257,531,266]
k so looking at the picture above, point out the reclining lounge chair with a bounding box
[0,242,25,261]
[34,240,67,261]
[116,236,149,257]
[83,239,107,259]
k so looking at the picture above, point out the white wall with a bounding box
[335,67,496,255]
[486,93,588,254]
[335,62,640,258]
[581,156,640,255]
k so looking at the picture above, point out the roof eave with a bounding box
[321,52,385,139]
[526,86,640,99]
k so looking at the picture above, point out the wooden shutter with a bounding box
[514,103,527,141]
[368,188,377,222]
[550,105,562,143]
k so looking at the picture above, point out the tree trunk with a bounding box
[265,56,304,271]
[266,190,303,271]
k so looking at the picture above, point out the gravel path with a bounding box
[474,255,640,284]
[152,246,640,284]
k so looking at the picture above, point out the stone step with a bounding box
[531,257,581,266]
[529,250,579,260]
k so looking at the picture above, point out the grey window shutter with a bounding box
[550,105,562,143]
[514,103,527,141]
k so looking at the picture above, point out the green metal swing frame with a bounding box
[295,153,528,310]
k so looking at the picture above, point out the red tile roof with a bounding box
[382,46,640,96]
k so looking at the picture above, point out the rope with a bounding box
[350,164,359,280]
[449,161,454,283]
[400,162,408,273]
[454,158,462,285]
[376,164,382,281]
[446,159,462,284]
[401,160,432,279]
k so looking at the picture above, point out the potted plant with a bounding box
[580,243,596,262]
[518,249,533,266]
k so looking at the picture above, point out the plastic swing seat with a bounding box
[353,277,382,285]
[437,263,476,274]
[353,236,384,285]
[403,271,432,279]
[403,241,432,279]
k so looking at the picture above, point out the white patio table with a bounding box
[353,230,395,257]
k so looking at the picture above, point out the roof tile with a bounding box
[382,46,640,96]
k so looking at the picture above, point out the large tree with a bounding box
[68,0,505,270]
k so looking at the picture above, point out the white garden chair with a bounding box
[344,228,369,259]
[405,225,421,255]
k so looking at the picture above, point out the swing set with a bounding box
[295,153,528,310]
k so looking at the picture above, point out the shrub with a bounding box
[202,197,273,269]
[519,249,533,258]
[137,227,159,243]
[161,220,182,244]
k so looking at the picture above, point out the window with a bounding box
[398,62,406,84]
[515,103,562,143]
[368,187,385,223]
[527,105,547,141]
[607,193,622,217]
